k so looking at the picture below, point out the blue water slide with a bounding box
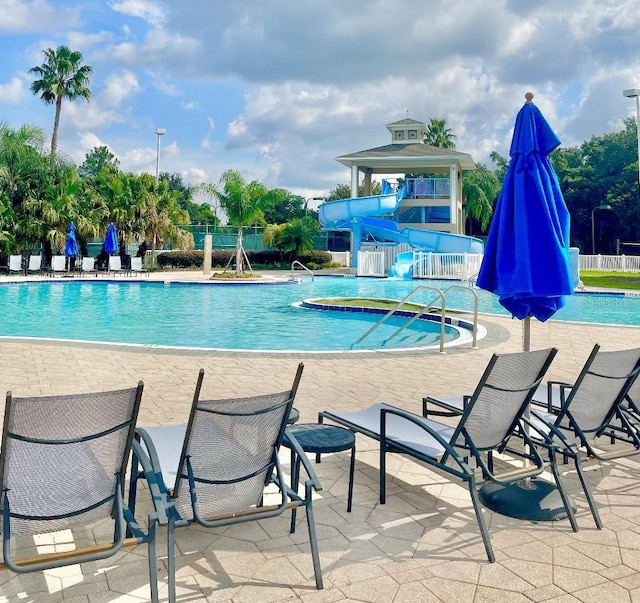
[318,186,484,274]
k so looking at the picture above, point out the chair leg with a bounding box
[573,453,603,529]
[379,445,386,504]
[167,513,176,603]
[290,455,301,534]
[347,444,355,513]
[304,483,324,589]
[148,519,159,603]
[467,476,495,563]
[548,451,580,532]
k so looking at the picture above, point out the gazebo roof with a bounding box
[336,142,476,172]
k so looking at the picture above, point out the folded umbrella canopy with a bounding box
[64,222,78,271]
[104,223,119,256]
[477,92,572,336]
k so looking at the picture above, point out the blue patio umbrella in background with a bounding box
[475,92,574,522]
[65,222,78,272]
[104,222,119,257]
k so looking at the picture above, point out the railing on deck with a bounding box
[579,254,640,272]
[414,252,483,280]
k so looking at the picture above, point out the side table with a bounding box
[282,423,355,533]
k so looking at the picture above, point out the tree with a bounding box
[325,180,382,201]
[29,45,93,156]
[78,146,119,179]
[262,188,305,224]
[462,164,500,234]
[211,169,268,274]
[424,118,456,149]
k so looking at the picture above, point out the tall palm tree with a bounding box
[29,46,93,156]
[462,163,499,234]
[424,118,456,149]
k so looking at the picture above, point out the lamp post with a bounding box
[623,89,640,188]
[591,204,612,255]
[155,128,166,186]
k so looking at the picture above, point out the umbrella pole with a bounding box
[523,317,531,352]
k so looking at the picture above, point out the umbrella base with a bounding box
[479,479,575,522]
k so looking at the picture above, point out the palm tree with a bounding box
[29,46,93,156]
[462,163,499,234]
[213,169,267,274]
[424,118,456,149]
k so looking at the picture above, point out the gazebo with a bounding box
[335,118,476,236]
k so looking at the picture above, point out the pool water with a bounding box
[0,277,637,352]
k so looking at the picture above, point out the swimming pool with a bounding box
[0,277,637,352]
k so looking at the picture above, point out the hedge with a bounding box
[155,249,333,270]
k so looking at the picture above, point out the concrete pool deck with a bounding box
[1,270,640,602]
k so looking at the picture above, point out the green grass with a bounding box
[580,271,640,290]
[313,297,427,312]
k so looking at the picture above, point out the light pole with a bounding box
[591,204,612,254]
[623,89,640,188]
[155,128,166,186]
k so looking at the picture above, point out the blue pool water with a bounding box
[0,277,637,352]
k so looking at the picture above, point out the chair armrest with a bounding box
[422,395,469,418]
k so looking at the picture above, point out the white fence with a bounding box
[328,251,351,267]
[414,252,483,280]
[357,251,386,276]
[579,254,640,272]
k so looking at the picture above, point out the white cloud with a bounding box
[108,0,166,26]
[0,0,79,32]
[0,76,26,104]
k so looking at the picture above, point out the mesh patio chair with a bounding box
[80,256,98,276]
[6,255,23,276]
[26,255,43,276]
[128,363,323,602]
[320,348,558,563]
[0,383,161,600]
[525,345,640,530]
[49,254,67,276]
[108,255,129,275]
[130,257,149,276]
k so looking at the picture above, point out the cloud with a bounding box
[108,0,166,26]
[0,0,79,33]
[0,76,26,104]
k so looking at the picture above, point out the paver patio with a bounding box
[0,271,639,602]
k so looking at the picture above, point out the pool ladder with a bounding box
[290,260,314,281]
[352,284,478,352]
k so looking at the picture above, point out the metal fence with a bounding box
[414,252,483,280]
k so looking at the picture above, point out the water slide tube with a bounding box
[318,187,484,276]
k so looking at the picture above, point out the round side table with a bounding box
[282,423,355,533]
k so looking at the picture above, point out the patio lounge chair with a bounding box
[49,254,67,276]
[0,383,162,600]
[320,348,558,563]
[130,256,149,276]
[6,255,23,276]
[26,254,43,276]
[524,345,640,529]
[128,363,323,602]
[80,256,98,276]
[108,255,129,275]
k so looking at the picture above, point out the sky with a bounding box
[2,0,640,206]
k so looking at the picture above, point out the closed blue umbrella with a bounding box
[476,92,574,521]
[104,223,119,256]
[477,92,572,346]
[65,222,78,258]
[64,222,78,272]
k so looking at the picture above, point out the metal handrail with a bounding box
[353,286,446,353]
[291,260,314,281]
[442,285,479,348]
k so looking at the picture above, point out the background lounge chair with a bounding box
[26,254,43,276]
[6,255,23,276]
[128,363,323,601]
[80,256,98,276]
[130,256,149,276]
[108,255,129,275]
[49,255,67,276]
[320,348,559,563]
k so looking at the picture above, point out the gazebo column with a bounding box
[363,169,372,196]
[449,163,458,233]
[350,165,360,269]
